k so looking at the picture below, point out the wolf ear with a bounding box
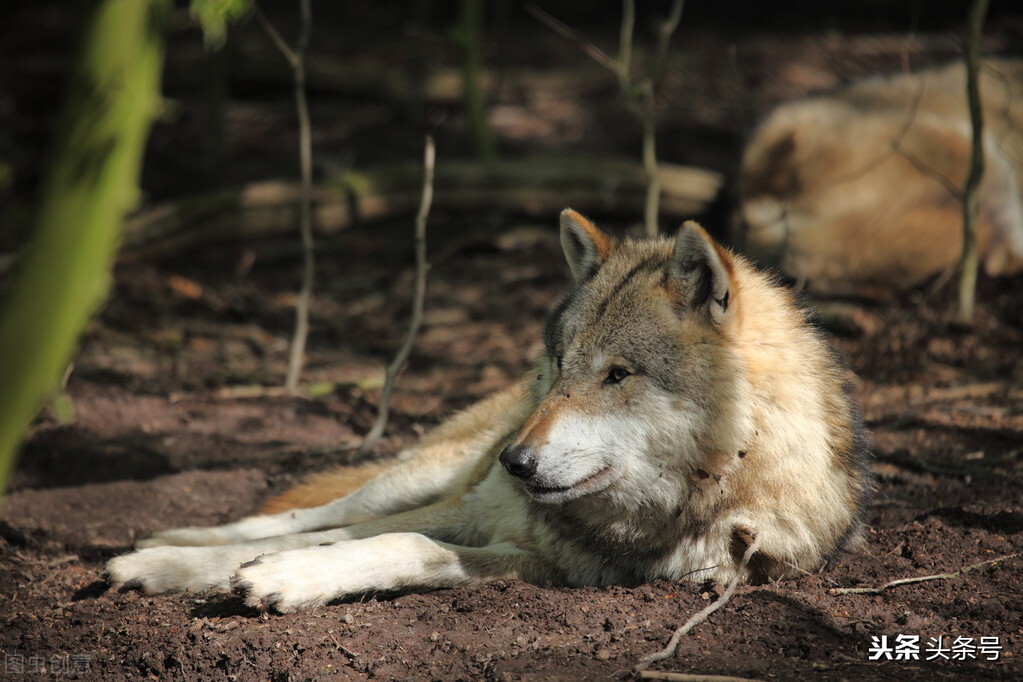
[669,221,737,325]
[560,209,615,282]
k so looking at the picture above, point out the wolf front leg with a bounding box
[136,454,490,549]
[105,527,362,595]
[230,534,552,613]
[137,387,526,549]
[108,497,495,596]
[135,459,465,548]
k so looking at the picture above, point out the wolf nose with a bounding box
[499,445,537,480]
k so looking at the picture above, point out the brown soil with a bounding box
[2,6,1023,681]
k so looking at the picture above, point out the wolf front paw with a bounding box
[229,533,451,613]
[230,546,349,613]
[105,546,246,594]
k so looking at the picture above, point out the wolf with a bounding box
[736,59,1023,296]
[106,210,871,613]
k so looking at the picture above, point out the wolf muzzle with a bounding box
[499,444,537,480]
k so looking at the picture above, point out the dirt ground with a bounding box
[2,4,1023,681]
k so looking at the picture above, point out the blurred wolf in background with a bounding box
[106,210,870,613]
[736,59,1023,296]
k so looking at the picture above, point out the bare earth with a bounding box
[1,11,1022,682]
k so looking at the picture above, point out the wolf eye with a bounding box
[556,356,563,372]
[604,366,630,385]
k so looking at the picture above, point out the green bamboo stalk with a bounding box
[0,0,171,497]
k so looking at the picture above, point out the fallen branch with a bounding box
[359,136,436,453]
[829,553,1020,595]
[635,535,762,673]
[525,3,617,72]
[639,672,763,682]
[870,448,994,480]
[119,155,721,261]
[868,381,1008,406]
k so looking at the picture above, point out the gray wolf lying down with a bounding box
[107,210,871,613]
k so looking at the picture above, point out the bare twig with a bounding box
[869,381,1007,406]
[634,535,762,673]
[360,136,436,452]
[528,2,684,238]
[829,553,1020,596]
[639,672,763,682]
[639,99,662,238]
[958,0,989,323]
[524,3,618,74]
[612,0,659,237]
[286,0,315,394]
[618,0,635,89]
[459,0,495,160]
[739,79,932,253]
[650,0,686,86]
[637,0,684,237]
[826,80,927,188]
[617,0,684,238]
[892,144,962,199]
[253,7,297,67]
[258,1,315,394]
[899,14,920,74]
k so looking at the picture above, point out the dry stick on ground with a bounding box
[257,1,315,394]
[359,136,436,453]
[638,671,764,682]
[634,535,762,674]
[528,0,685,237]
[958,0,989,324]
[829,553,1020,596]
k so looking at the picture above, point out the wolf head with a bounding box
[500,210,753,507]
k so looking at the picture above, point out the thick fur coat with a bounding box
[107,211,871,612]
[737,59,1023,295]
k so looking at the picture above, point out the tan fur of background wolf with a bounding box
[736,59,1023,296]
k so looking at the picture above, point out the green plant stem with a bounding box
[460,0,495,161]
[957,0,988,323]
[285,0,315,393]
[0,0,171,497]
